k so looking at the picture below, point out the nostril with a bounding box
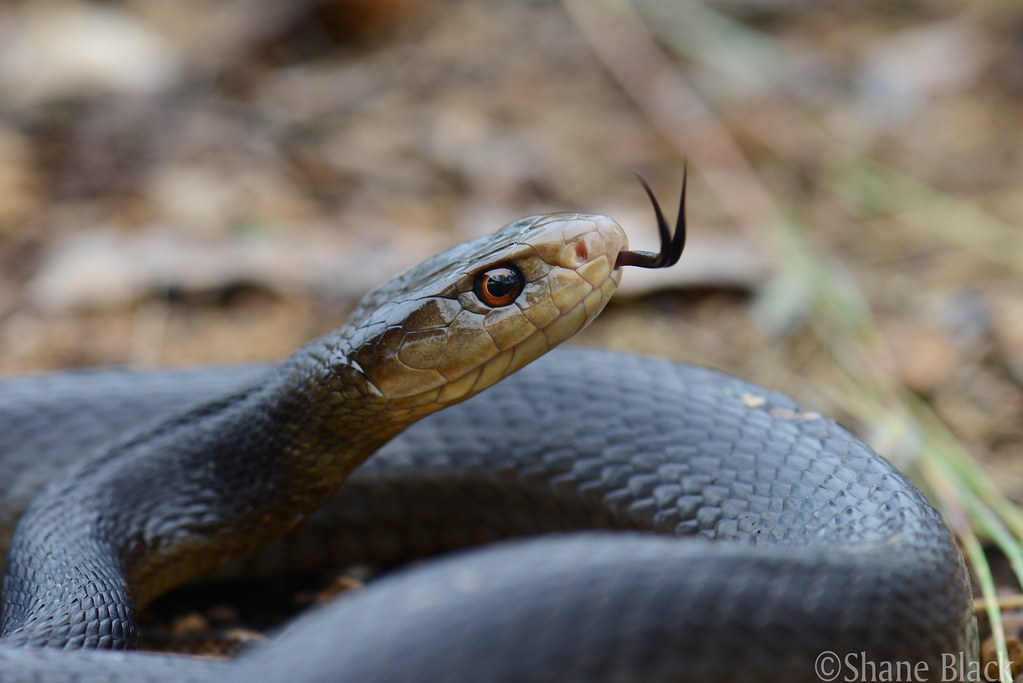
[574,240,588,263]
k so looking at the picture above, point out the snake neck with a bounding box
[0,341,410,649]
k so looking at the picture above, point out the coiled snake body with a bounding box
[0,182,977,681]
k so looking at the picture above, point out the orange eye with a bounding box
[474,265,524,307]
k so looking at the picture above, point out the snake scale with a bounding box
[0,177,977,682]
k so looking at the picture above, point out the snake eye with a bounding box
[474,265,524,307]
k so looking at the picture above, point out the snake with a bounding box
[0,174,977,682]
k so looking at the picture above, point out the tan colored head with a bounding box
[335,213,627,411]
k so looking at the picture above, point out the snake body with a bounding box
[0,185,977,681]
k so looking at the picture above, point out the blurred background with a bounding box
[2,0,1023,642]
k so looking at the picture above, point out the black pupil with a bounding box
[486,270,518,298]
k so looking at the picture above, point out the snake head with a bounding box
[335,213,628,408]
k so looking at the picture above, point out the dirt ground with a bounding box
[2,0,1023,657]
